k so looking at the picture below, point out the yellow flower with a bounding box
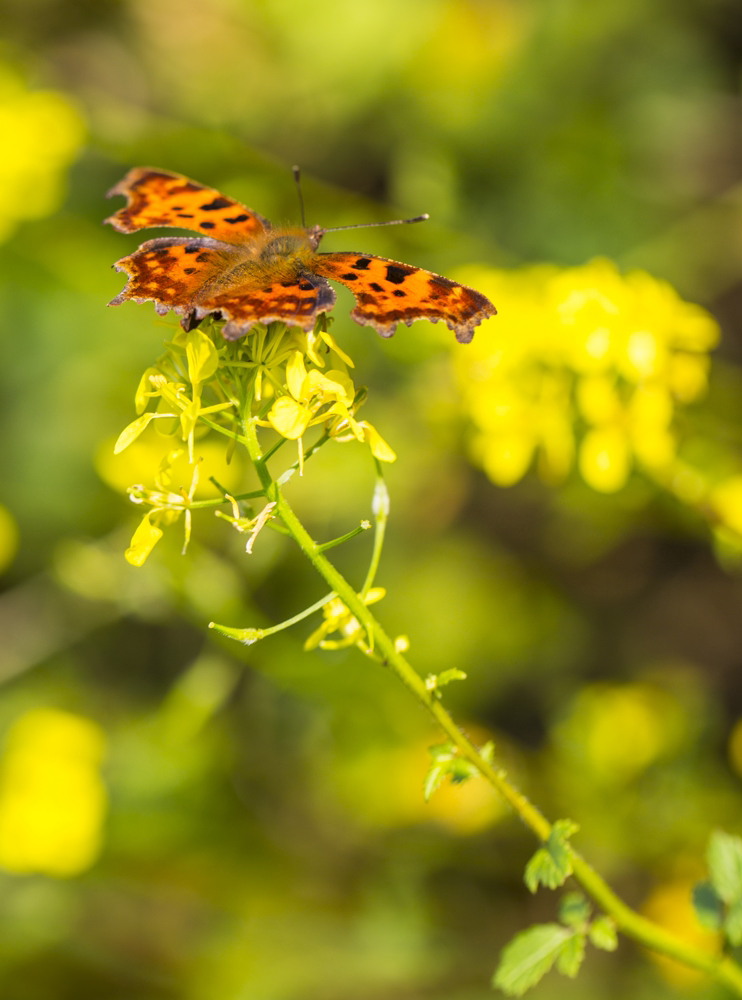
[0,66,85,242]
[266,351,396,462]
[455,260,719,492]
[0,709,107,876]
[125,449,200,565]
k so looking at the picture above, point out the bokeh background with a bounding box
[2,1,742,997]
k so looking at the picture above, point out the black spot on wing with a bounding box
[200,197,233,211]
[224,214,250,224]
[393,289,405,297]
[199,221,216,230]
[340,272,358,281]
[385,264,414,284]
[353,258,372,270]
[370,282,383,292]
[184,244,201,254]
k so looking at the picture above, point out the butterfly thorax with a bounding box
[258,227,320,258]
[207,227,319,291]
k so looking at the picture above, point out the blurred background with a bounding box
[1,1,742,997]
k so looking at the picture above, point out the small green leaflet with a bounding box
[588,915,618,952]
[693,830,742,947]
[493,924,582,996]
[493,903,617,996]
[725,898,742,947]
[707,830,742,904]
[524,819,578,892]
[558,891,591,927]
[692,881,724,931]
[423,741,480,801]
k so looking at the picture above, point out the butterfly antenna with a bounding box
[292,165,307,228]
[322,214,429,234]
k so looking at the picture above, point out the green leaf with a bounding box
[555,931,585,977]
[423,742,480,800]
[588,916,618,951]
[524,820,578,892]
[559,892,590,927]
[692,880,724,931]
[725,897,742,947]
[493,924,572,996]
[707,831,742,904]
[424,669,467,696]
[436,668,467,687]
[423,763,447,802]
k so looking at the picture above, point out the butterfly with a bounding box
[105,167,496,343]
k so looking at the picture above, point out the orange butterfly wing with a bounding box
[312,252,496,343]
[105,167,269,242]
[194,271,335,340]
[109,235,336,338]
[106,168,496,341]
[107,169,335,335]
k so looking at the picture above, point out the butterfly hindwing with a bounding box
[197,271,336,340]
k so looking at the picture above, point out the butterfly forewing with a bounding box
[106,167,270,243]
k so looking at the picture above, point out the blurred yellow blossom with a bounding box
[330,732,506,835]
[0,709,107,876]
[642,873,719,985]
[554,682,688,785]
[455,260,719,493]
[0,503,19,573]
[0,66,85,242]
[709,476,742,538]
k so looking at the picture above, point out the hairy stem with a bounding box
[271,480,742,995]
[235,409,742,994]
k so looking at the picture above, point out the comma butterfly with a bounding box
[105,167,496,343]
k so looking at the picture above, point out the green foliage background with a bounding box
[1,1,742,997]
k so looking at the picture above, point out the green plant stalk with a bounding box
[241,416,742,996]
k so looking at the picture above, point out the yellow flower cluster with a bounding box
[0,709,107,876]
[454,260,719,493]
[0,65,85,242]
[114,324,395,565]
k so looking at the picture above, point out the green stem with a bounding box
[210,590,336,642]
[268,482,742,996]
[316,522,371,553]
[235,405,742,994]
